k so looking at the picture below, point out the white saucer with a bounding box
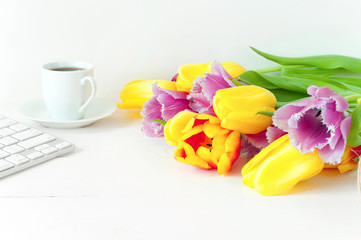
[17,98,116,128]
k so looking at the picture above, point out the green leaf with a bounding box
[268,89,309,103]
[257,111,274,117]
[281,67,345,76]
[286,74,361,95]
[251,47,361,73]
[238,71,361,98]
[330,76,361,89]
[347,104,361,147]
[152,119,167,126]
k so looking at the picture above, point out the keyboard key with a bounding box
[3,145,24,154]
[0,159,14,172]
[55,142,72,150]
[34,144,50,151]
[0,150,10,159]
[27,151,44,160]
[0,128,16,137]
[9,123,29,132]
[0,137,18,146]
[12,129,42,141]
[41,146,58,155]
[18,134,56,149]
[5,154,29,165]
[0,118,16,128]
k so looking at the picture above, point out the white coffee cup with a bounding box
[41,61,97,121]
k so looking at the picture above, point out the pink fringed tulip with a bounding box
[273,86,350,164]
[141,84,193,137]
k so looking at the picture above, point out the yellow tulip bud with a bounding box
[213,85,277,134]
[176,62,246,92]
[242,134,324,196]
[117,80,177,109]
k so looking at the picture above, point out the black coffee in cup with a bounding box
[50,67,84,71]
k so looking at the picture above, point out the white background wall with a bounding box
[0,0,360,104]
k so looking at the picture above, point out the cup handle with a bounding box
[79,76,97,115]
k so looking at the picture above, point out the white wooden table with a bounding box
[0,104,360,240]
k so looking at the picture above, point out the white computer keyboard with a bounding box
[0,115,75,179]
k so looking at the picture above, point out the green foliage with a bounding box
[347,104,361,147]
[251,47,361,73]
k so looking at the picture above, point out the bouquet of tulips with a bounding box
[117,48,361,196]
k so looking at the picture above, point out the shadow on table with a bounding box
[288,169,358,196]
[226,156,249,177]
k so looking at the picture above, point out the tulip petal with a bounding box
[164,111,198,146]
[217,131,241,175]
[317,117,351,164]
[203,121,230,138]
[243,131,269,149]
[266,126,287,144]
[240,138,262,160]
[288,109,331,152]
[197,146,216,168]
[211,145,226,165]
[307,86,348,112]
[338,162,357,173]
[220,111,273,134]
[175,143,212,169]
[272,103,307,131]
[176,63,210,92]
[116,98,150,109]
[141,97,164,137]
[216,61,246,80]
[253,149,324,196]
[217,154,232,175]
[118,80,177,109]
[157,94,190,121]
[242,135,289,188]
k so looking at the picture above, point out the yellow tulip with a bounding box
[117,80,177,109]
[242,134,324,196]
[213,85,277,134]
[164,111,241,175]
[176,62,246,92]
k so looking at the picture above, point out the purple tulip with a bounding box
[273,86,350,164]
[141,84,193,137]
